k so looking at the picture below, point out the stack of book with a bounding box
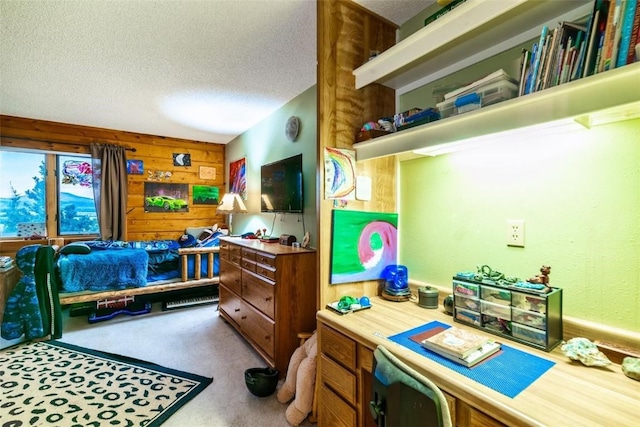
[0,256,15,271]
[520,0,639,96]
[420,326,501,367]
[424,0,469,27]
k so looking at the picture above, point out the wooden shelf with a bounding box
[353,62,640,161]
[353,0,593,92]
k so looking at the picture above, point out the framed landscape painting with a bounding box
[330,209,398,284]
[193,185,219,205]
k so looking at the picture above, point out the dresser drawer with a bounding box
[242,248,256,261]
[241,302,275,359]
[241,258,257,272]
[320,354,356,405]
[255,263,275,281]
[319,385,356,427]
[219,248,229,261]
[229,244,242,264]
[242,270,275,318]
[220,259,242,295]
[255,251,276,268]
[219,285,243,326]
[320,324,357,371]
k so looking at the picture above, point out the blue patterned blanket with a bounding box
[58,249,149,292]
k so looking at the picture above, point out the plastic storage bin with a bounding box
[481,300,511,320]
[455,294,480,311]
[455,308,480,326]
[512,291,546,313]
[512,323,547,347]
[481,285,511,306]
[453,280,479,298]
[436,77,518,118]
[482,314,511,334]
[512,307,546,329]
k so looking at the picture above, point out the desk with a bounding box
[317,297,640,427]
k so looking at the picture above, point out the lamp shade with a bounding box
[217,193,247,214]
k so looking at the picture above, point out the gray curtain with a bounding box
[90,143,127,241]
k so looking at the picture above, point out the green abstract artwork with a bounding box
[330,209,398,284]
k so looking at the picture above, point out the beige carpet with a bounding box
[59,303,314,427]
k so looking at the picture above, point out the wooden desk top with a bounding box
[317,297,640,427]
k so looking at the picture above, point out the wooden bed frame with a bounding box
[58,246,220,305]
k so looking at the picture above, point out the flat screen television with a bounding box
[260,154,303,213]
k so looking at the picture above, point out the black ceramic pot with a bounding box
[443,294,454,315]
[245,367,279,397]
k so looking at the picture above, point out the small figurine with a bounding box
[528,265,551,285]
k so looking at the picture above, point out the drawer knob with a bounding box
[265,297,272,301]
[241,316,247,320]
[234,308,241,312]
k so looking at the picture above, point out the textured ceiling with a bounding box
[0,0,433,144]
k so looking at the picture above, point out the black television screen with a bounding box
[261,154,303,213]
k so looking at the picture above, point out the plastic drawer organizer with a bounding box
[452,276,562,351]
[436,75,518,119]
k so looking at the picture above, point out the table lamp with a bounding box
[216,193,247,236]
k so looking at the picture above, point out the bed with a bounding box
[56,232,222,306]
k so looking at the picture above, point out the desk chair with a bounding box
[370,345,452,427]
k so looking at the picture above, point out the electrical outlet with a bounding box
[507,220,525,247]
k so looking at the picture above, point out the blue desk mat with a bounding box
[387,321,555,398]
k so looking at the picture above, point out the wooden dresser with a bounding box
[218,237,317,377]
[317,297,640,427]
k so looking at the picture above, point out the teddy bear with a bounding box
[277,331,317,426]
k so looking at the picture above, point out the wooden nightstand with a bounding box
[0,266,21,320]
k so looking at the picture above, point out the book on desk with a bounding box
[414,325,502,368]
[421,339,501,367]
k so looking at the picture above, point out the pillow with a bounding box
[197,231,223,248]
[60,242,91,255]
[178,234,197,248]
[185,226,210,239]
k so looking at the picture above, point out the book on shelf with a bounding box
[518,48,531,96]
[625,1,640,64]
[526,25,549,94]
[421,339,502,368]
[609,0,628,70]
[616,0,639,66]
[583,0,609,77]
[424,0,468,27]
[598,0,618,72]
[535,29,554,92]
[420,326,490,359]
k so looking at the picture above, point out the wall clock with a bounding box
[285,116,300,142]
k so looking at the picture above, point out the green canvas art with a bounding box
[330,209,398,284]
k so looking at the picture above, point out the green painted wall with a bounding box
[225,85,317,245]
[398,118,640,331]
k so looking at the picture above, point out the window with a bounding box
[0,150,98,238]
[0,151,46,238]
[58,155,99,236]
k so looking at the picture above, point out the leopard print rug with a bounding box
[0,340,212,426]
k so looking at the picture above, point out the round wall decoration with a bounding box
[285,116,300,142]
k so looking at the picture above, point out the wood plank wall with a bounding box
[0,115,226,256]
[317,0,397,307]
